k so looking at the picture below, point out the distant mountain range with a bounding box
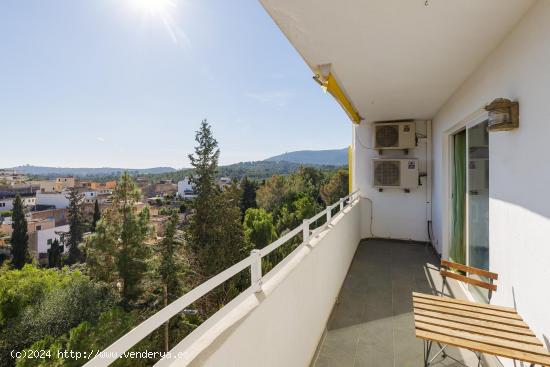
[265,148,348,166]
[8,148,348,178]
[10,165,177,177]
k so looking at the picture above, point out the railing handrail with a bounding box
[84,190,359,367]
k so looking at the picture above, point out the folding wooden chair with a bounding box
[440,259,498,302]
[429,259,500,366]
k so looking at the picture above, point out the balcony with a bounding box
[86,193,505,367]
[311,238,491,367]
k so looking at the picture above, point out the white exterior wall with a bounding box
[22,197,36,207]
[164,198,363,367]
[83,190,99,203]
[36,191,70,209]
[0,197,35,211]
[353,121,430,242]
[431,1,550,361]
[0,199,13,212]
[36,224,70,254]
[177,177,196,199]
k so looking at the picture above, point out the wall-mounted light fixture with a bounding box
[485,98,519,132]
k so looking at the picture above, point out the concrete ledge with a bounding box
[158,198,363,367]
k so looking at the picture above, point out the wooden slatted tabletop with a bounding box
[413,292,550,366]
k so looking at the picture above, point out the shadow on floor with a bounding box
[312,238,481,367]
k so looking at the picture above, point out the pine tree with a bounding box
[186,120,249,307]
[91,199,101,232]
[65,188,85,264]
[10,195,31,269]
[155,211,183,351]
[186,119,221,274]
[239,177,257,220]
[320,169,349,205]
[48,239,63,269]
[88,172,151,308]
[157,211,183,303]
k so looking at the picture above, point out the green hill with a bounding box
[265,148,348,166]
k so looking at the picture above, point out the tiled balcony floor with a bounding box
[312,239,498,367]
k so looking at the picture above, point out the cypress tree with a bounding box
[10,194,31,269]
[65,188,84,264]
[48,238,63,269]
[239,177,257,220]
[91,199,101,232]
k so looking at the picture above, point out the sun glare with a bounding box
[132,0,175,16]
[129,0,190,46]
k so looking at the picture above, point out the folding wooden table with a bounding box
[412,292,550,367]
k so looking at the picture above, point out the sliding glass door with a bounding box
[467,121,489,271]
[450,119,490,300]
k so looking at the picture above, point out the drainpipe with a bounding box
[426,120,433,222]
[426,120,434,249]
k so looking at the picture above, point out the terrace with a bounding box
[311,238,497,367]
[85,196,501,367]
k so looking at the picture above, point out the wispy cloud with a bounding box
[96,137,105,143]
[245,90,294,107]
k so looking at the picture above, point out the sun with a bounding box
[128,0,190,46]
[131,0,175,16]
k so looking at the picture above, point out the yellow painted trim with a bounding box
[348,145,353,193]
[323,74,362,124]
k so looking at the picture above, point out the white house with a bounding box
[0,199,10,212]
[82,190,100,204]
[33,224,70,256]
[88,2,550,367]
[36,191,70,209]
[0,194,36,212]
[177,177,196,199]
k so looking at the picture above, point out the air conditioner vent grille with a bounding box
[374,161,400,186]
[375,125,399,148]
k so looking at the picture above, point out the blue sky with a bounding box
[0,0,351,169]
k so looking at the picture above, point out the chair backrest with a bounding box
[440,259,498,298]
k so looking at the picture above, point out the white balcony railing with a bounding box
[84,190,360,367]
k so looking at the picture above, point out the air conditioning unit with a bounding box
[374,122,416,149]
[372,159,419,189]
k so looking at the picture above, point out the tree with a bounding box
[156,212,183,303]
[185,119,220,273]
[256,175,290,212]
[215,184,250,273]
[87,173,152,308]
[185,120,249,308]
[320,169,349,205]
[91,200,101,232]
[47,239,63,269]
[243,208,277,250]
[290,165,325,199]
[276,194,319,234]
[0,266,116,366]
[10,195,30,269]
[113,173,151,307]
[239,177,257,220]
[155,211,184,351]
[65,188,84,265]
[16,308,144,367]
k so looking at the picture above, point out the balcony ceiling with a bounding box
[260,0,535,122]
